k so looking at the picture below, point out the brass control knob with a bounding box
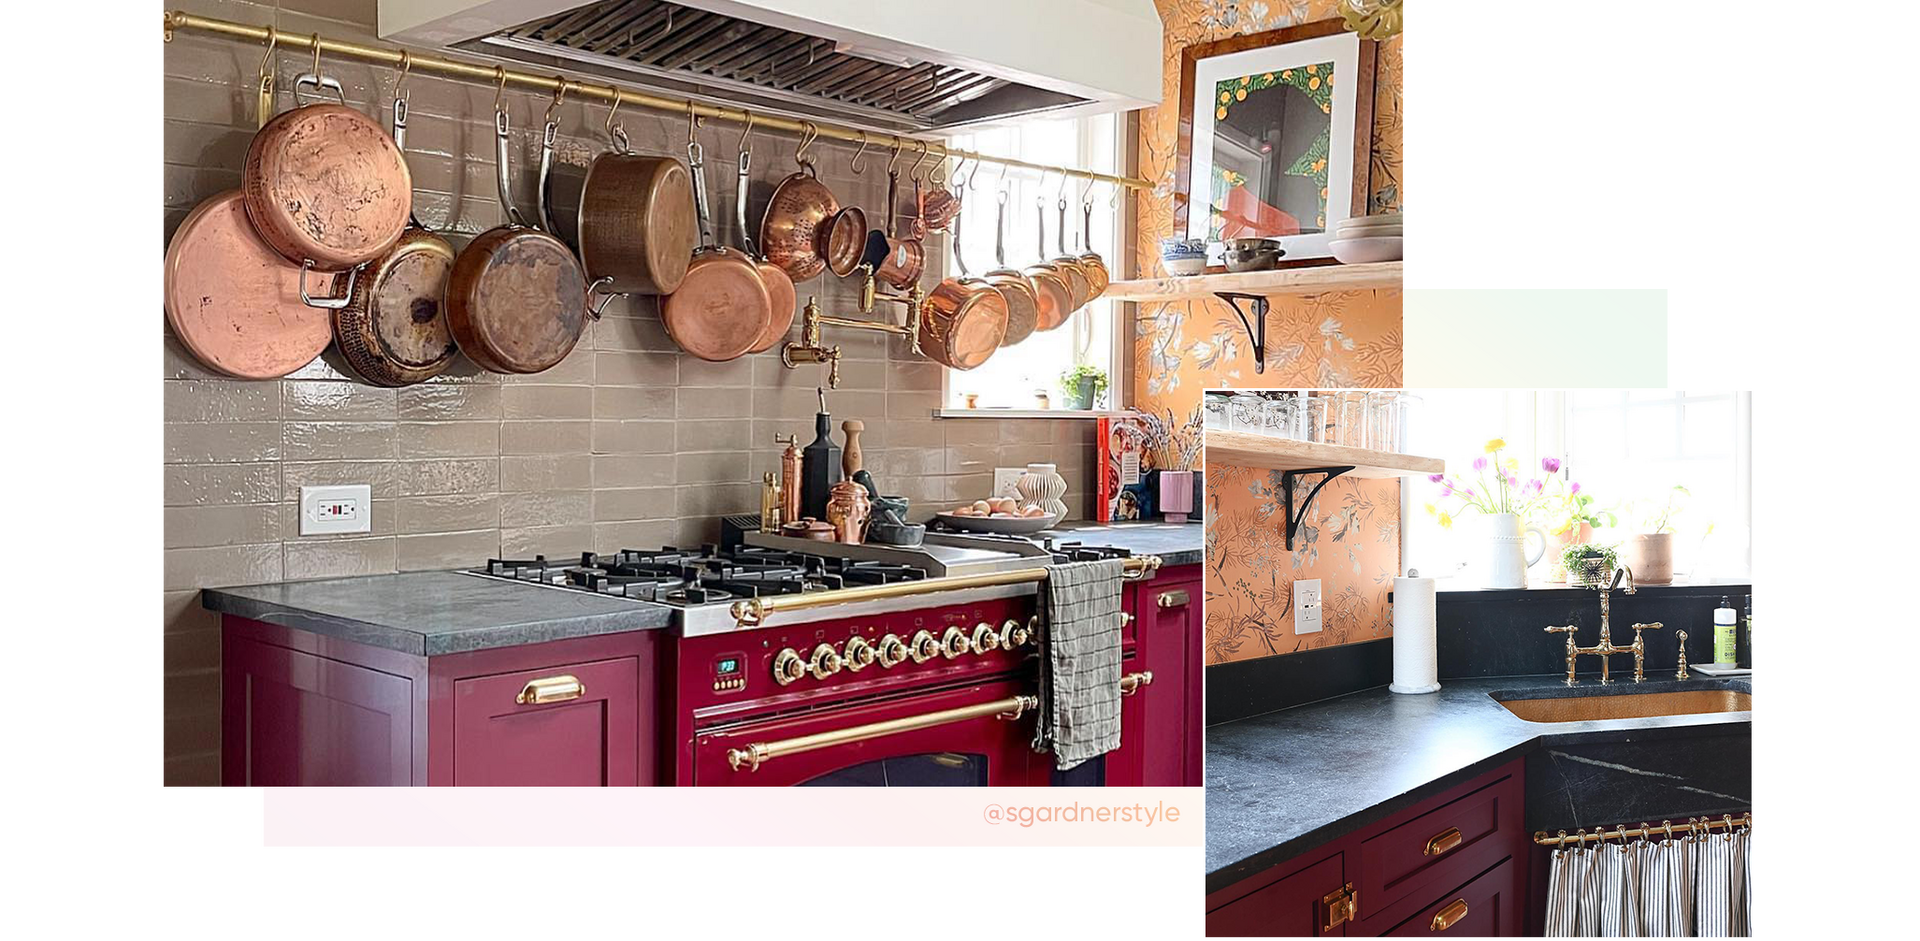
[909,629,941,664]
[876,633,909,668]
[940,626,972,660]
[843,635,876,672]
[772,648,807,686]
[998,617,1033,650]
[808,643,844,680]
[971,622,1001,654]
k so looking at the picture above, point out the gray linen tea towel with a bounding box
[1033,557,1127,770]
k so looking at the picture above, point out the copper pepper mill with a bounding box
[775,433,802,526]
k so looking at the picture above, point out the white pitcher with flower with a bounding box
[1425,438,1552,589]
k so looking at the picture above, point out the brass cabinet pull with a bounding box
[1429,898,1468,931]
[1424,826,1462,856]
[516,674,585,705]
[1120,671,1153,696]
[1156,588,1189,609]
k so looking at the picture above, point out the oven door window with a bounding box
[799,753,989,787]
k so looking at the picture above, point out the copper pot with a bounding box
[919,276,1009,371]
[243,71,410,274]
[953,203,1036,349]
[445,107,590,375]
[870,165,925,289]
[782,518,836,541]
[1023,199,1077,331]
[759,156,838,283]
[735,148,797,353]
[164,190,335,379]
[1075,200,1111,299]
[981,193,1039,346]
[543,117,697,302]
[1045,198,1093,312]
[821,206,869,278]
[661,144,772,362]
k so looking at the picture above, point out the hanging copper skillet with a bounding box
[165,190,336,379]
[759,123,837,282]
[661,135,771,362]
[333,66,458,387]
[1046,196,1094,313]
[243,46,410,288]
[1023,196,1076,332]
[735,120,797,352]
[982,188,1039,347]
[542,93,696,308]
[1076,196,1111,299]
[918,225,1008,371]
[445,84,590,374]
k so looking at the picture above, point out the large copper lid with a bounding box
[165,191,333,379]
[244,103,412,270]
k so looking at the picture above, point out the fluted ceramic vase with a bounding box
[1481,512,1548,589]
[1016,463,1069,517]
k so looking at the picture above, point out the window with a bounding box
[941,114,1123,411]
[1402,391,1752,585]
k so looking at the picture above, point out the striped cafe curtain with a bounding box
[1544,826,1750,936]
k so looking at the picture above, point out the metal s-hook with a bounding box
[929,146,951,186]
[737,108,755,154]
[686,99,702,141]
[886,136,904,176]
[492,66,508,121]
[1109,178,1123,207]
[685,99,704,166]
[604,94,628,152]
[909,140,931,182]
[795,121,819,171]
[850,131,872,174]
[255,26,279,129]
[544,80,569,125]
[309,32,321,79]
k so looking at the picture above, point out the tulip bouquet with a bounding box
[1424,438,1553,529]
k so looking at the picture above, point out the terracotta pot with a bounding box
[1549,522,1594,583]
[1623,533,1674,585]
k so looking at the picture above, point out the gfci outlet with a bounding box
[1294,578,1323,634]
[301,485,371,535]
[993,468,1025,499]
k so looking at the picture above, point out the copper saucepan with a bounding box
[444,94,590,374]
[543,95,697,309]
[1022,196,1075,332]
[759,124,838,283]
[952,203,1034,353]
[982,189,1039,347]
[872,158,925,289]
[1045,196,1094,313]
[1076,197,1111,299]
[918,273,1009,371]
[243,57,410,294]
[735,131,797,353]
[661,138,772,362]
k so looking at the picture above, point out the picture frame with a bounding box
[1174,20,1376,265]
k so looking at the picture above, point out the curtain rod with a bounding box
[162,11,1151,193]
[1533,813,1753,847]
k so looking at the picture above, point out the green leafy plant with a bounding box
[1635,485,1690,534]
[1560,542,1618,573]
[1059,365,1109,407]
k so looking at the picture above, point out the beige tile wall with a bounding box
[162,0,1100,784]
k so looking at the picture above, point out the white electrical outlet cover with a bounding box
[1294,578,1323,634]
[992,468,1025,499]
[300,485,372,535]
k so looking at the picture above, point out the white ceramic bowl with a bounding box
[933,510,1066,535]
[1335,221,1403,236]
[1328,236,1404,264]
[1162,256,1209,277]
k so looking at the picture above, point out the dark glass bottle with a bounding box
[801,388,841,521]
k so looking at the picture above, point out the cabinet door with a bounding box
[452,657,639,786]
[1137,574,1200,786]
[1207,852,1348,937]
[225,636,415,786]
[1382,856,1521,937]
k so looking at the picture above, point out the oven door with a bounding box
[692,678,1039,787]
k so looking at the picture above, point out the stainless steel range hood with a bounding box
[379,0,1161,131]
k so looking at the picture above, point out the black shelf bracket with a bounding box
[1282,466,1354,548]
[1215,292,1269,373]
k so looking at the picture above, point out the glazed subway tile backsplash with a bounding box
[160,0,1095,783]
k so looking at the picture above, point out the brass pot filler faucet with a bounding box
[1543,566,1669,685]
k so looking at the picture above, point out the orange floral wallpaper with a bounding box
[1205,462,1401,664]
[1133,0,1404,415]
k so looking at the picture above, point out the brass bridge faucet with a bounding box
[1543,567,1664,685]
[781,282,924,389]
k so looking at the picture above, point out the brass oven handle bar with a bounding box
[161,13,1151,193]
[727,694,1038,772]
[516,675,585,705]
[731,555,1162,625]
[726,672,1154,772]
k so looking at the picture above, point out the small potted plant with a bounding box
[1539,459,1616,580]
[1059,365,1108,411]
[1561,543,1618,587]
[1622,485,1688,585]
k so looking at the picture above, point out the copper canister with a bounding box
[777,434,803,526]
[826,481,872,545]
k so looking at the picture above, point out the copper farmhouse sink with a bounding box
[1497,690,1752,723]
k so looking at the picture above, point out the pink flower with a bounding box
[1522,479,1543,496]
[1541,457,1562,473]
[1440,483,1455,497]
[1569,482,1581,495]
[1472,457,1488,472]
[1429,473,1445,483]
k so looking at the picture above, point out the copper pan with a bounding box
[735,139,797,353]
[1022,197,1076,333]
[871,162,925,289]
[334,95,456,387]
[444,101,590,375]
[660,140,771,362]
[1045,197,1094,312]
[1074,199,1111,299]
[759,125,838,282]
[981,191,1039,346]
[821,206,869,278]
[165,190,335,379]
[953,203,1035,351]
[243,64,410,275]
[919,275,1009,371]
[543,95,697,303]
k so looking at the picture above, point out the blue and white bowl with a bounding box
[1159,237,1208,276]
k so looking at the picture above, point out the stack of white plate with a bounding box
[1329,213,1403,263]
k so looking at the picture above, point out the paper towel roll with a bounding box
[1390,576,1441,694]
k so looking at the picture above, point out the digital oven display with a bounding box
[711,654,746,693]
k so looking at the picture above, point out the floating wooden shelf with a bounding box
[1203,430,1443,478]
[1103,262,1402,302]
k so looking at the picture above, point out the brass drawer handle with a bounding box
[1424,826,1462,856]
[516,674,585,705]
[1156,589,1190,609]
[1430,898,1468,931]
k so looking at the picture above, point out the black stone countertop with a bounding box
[201,572,673,657]
[1046,520,1204,567]
[1204,674,1752,892]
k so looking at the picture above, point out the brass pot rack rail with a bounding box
[730,555,1163,625]
[1532,813,1753,847]
[162,11,1150,192]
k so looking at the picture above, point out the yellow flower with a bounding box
[1320,102,1331,113]
[1437,512,1453,530]
[1309,76,1321,90]
[1216,106,1228,120]
[1423,502,1438,517]
[1504,457,1519,473]
[1306,64,1317,74]
[1262,72,1274,82]
[1281,69,1293,79]
[1235,88,1246,101]
[1240,76,1250,86]
[1220,90,1231,104]
[1484,438,1506,453]
[1548,516,1574,536]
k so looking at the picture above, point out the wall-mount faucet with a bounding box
[1543,566,1664,685]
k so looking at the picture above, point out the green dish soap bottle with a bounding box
[1713,595,1737,665]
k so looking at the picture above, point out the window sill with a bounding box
[932,408,1136,420]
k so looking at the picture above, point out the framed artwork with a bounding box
[1175,20,1376,265]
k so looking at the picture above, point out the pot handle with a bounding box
[585,276,617,321]
[1036,197,1047,259]
[1057,198,1069,256]
[298,259,364,310]
[952,204,968,276]
[994,190,1009,267]
[494,108,525,227]
[536,119,558,234]
[688,140,714,250]
[290,72,345,107]
[736,149,756,256]
[1524,525,1550,568]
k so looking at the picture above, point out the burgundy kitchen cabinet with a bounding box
[222,616,662,786]
[1206,759,1529,937]
[1135,566,1201,786]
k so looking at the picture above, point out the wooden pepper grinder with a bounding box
[842,419,865,477]
[800,388,841,521]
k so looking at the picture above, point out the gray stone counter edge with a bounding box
[200,587,673,657]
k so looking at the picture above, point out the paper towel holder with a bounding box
[1282,466,1355,548]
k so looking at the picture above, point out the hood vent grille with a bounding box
[471,0,1088,131]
